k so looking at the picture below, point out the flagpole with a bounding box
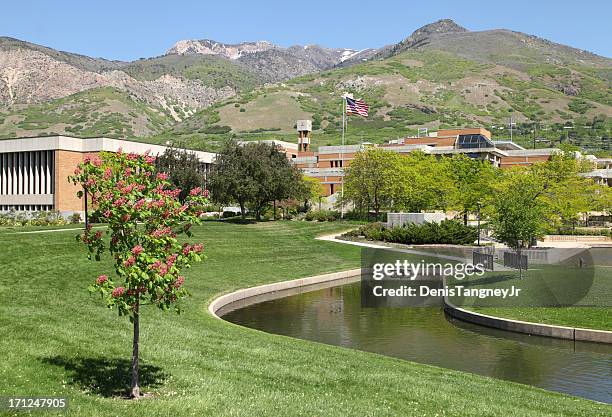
[341,96,345,218]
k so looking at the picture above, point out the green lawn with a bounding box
[468,306,612,331]
[0,221,610,416]
[448,263,612,331]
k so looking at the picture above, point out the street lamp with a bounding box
[476,200,482,246]
[84,187,89,230]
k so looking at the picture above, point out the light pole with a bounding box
[84,187,89,230]
[476,200,482,246]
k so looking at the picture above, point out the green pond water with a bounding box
[223,281,612,403]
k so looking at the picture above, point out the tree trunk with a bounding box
[239,202,245,219]
[273,200,277,221]
[463,212,468,226]
[130,300,140,399]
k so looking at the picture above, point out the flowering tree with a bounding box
[69,149,208,398]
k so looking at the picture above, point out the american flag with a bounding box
[346,97,369,117]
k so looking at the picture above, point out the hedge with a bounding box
[345,220,478,245]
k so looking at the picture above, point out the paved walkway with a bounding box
[317,232,511,270]
[10,225,107,234]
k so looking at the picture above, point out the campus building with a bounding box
[291,123,563,196]
[0,136,215,216]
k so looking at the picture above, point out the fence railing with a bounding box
[503,251,528,270]
[473,249,494,271]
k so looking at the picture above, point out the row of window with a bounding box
[0,205,54,212]
[0,151,55,195]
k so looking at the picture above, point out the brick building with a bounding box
[290,123,563,196]
[0,136,215,216]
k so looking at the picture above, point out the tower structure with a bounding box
[296,120,312,153]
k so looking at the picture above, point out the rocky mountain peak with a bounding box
[409,19,468,39]
[387,19,469,55]
[166,39,275,59]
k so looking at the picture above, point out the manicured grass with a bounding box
[449,263,612,331]
[469,306,612,331]
[0,221,610,416]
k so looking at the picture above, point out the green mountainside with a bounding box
[1,20,610,155]
[149,45,612,154]
[121,54,262,91]
[0,87,175,138]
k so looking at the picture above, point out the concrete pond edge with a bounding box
[209,233,612,344]
[208,268,362,318]
[443,299,612,344]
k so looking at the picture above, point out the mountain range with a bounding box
[0,19,610,154]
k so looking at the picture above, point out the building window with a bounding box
[456,134,495,149]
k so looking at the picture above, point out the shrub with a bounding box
[29,211,66,226]
[69,213,82,224]
[203,125,231,134]
[346,220,477,245]
[222,210,239,218]
[304,210,340,222]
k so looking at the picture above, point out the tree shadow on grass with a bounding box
[42,356,168,398]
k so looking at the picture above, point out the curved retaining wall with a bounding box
[208,261,611,345]
[209,268,362,319]
[443,299,612,344]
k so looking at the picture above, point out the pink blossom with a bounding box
[158,264,169,276]
[156,172,169,181]
[166,253,177,267]
[96,275,108,285]
[94,231,103,240]
[134,199,146,210]
[202,189,209,198]
[131,245,144,256]
[121,214,131,222]
[104,167,112,179]
[92,157,102,167]
[189,187,202,196]
[174,276,185,289]
[112,287,125,297]
[182,244,192,256]
[150,227,172,238]
[124,168,132,177]
[113,197,127,207]
[127,152,138,160]
[145,155,156,164]
[84,156,91,163]
[74,167,82,175]
[123,256,136,267]
[85,178,96,187]
[193,243,204,253]
[104,210,112,218]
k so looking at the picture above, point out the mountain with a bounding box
[166,39,275,58]
[161,20,611,153]
[164,39,377,81]
[0,20,610,155]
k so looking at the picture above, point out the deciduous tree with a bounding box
[69,150,208,398]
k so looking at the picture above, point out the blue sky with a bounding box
[5,0,611,61]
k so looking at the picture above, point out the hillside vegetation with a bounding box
[151,45,612,154]
[1,20,610,155]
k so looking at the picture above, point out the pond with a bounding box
[222,281,612,403]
